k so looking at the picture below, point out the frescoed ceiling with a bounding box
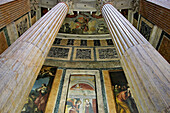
[38,0,137,35]
[59,12,109,34]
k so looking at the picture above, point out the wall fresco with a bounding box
[59,13,109,34]
[110,71,139,113]
[15,14,30,37]
[21,66,57,113]
[65,75,97,113]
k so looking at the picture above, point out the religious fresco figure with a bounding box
[58,12,109,34]
[21,66,56,113]
[64,75,97,113]
[22,83,50,113]
[113,85,139,113]
[110,71,139,113]
[114,85,121,98]
[126,89,139,113]
[66,99,82,113]
[85,99,94,113]
[22,93,36,113]
[116,90,131,113]
[34,83,49,113]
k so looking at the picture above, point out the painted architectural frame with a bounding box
[55,69,105,113]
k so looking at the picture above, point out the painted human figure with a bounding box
[34,83,49,113]
[69,100,82,113]
[114,85,121,97]
[126,88,139,113]
[116,90,131,113]
[21,93,36,113]
[85,99,94,113]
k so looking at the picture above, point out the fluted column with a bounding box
[102,3,170,113]
[0,2,68,113]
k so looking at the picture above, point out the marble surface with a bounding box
[139,17,154,41]
[45,69,63,113]
[158,34,170,63]
[52,38,114,47]
[75,48,92,60]
[48,47,70,58]
[44,60,121,69]
[97,47,118,60]
[0,30,8,54]
[140,21,152,41]
[46,38,120,62]
[47,46,72,60]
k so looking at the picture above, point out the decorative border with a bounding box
[53,69,66,113]
[52,37,115,47]
[99,69,108,113]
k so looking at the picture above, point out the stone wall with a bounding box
[44,33,121,69]
[128,7,170,63]
[0,1,38,54]
[138,16,170,63]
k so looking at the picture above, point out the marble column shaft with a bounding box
[0,2,68,113]
[102,3,170,113]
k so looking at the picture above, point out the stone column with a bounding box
[0,2,68,113]
[102,3,170,113]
